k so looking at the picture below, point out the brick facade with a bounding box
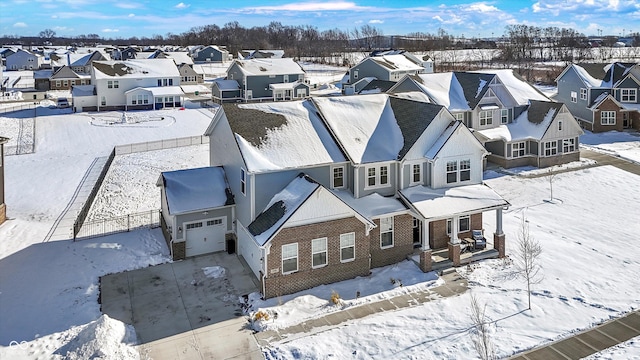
[172,241,186,260]
[429,213,482,249]
[592,99,624,132]
[369,214,414,268]
[263,216,371,299]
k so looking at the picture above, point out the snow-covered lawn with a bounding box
[0,98,639,359]
[581,130,640,164]
[261,165,640,359]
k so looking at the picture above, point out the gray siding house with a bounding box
[174,94,510,298]
[6,49,42,70]
[225,58,306,101]
[555,62,640,132]
[193,45,231,63]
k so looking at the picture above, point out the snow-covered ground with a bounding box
[581,130,640,164]
[1,96,639,359]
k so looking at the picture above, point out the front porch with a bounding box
[409,245,499,273]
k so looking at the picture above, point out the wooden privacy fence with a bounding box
[74,209,161,240]
[115,135,209,155]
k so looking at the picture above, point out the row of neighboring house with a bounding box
[555,62,640,132]
[159,93,510,298]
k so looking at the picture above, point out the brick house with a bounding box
[161,93,509,299]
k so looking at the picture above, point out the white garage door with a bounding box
[185,217,226,257]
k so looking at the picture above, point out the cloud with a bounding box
[432,15,444,22]
[369,19,384,24]
[115,2,141,9]
[128,13,135,17]
[246,1,361,12]
[13,22,27,28]
[102,28,119,32]
[175,2,190,9]
[465,3,499,12]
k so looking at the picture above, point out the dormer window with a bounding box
[621,88,637,103]
[365,164,390,189]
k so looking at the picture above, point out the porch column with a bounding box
[448,216,461,266]
[450,216,460,244]
[494,208,506,258]
[421,220,430,250]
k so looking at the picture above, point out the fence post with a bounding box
[127,214,130,232]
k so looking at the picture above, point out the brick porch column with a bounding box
[419,249,432,273]
[494,233,505,258]
[448,242,461,266]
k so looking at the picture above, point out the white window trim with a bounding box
[410,163,422,186]
[580,88,587,101]
[240,168,247,195]
[510,141,526,158]
[620,88,637,103]
[364,163,391,190]
[500,109,509,124]
[311,237,328,269]
[544,140,558,157]
[479,110,493,126]
[446,160,458,184]
[331,165,346,189]
[281,243,298,275]
[340,232,355,263]
[571,91,577,103]
[601,111,616,125]
[380,217,394,249]
[447,216,470,234]
[563,138,576,153]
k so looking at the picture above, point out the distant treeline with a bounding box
[2,22,639,67]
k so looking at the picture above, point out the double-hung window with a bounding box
[512,142,525,158]
[365,165,389,188]
[459,160,471,181]
[601,111,616,125]
[571,91,577,103]
[311,238,327,268]
[544,141,558,156]
[340,233,355,262]
[501,109,509,124]
[621,89,636,103]
[411,163,421,184]
[479,110,493,126]
[446,161,457,184]
[563,138,576,153]
[446,216,471,234]
[580,88,587,101]
[332,166,345,188]
[281,243,298,274]
[380,217,394,248]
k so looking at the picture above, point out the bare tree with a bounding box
[514,216,543,310]
[39,28,56,40]
[547,170,558,202]
[469,294,496,360]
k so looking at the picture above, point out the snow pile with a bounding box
[55,315,139,360]
[202,266,226,279]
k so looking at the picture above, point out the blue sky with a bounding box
[1,1,639,39]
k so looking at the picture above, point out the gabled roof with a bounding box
[589,92,622,110]
[50,65,82,79]
[217,100,346,172]
[68,51,106,67]
[477,100,571,142]
[366,54,424,72]
[425,121,461,159]
[472,69,549,105]
[160,166,234,216]
[248,174,375,246]
[603,62,637,87]
[454,72,495,109]
[358,79,396,94]
[313,93,445,164]
[213,79,240,91]
[232,58,303,76]
[92,58,179,79]
[395,73,470,111]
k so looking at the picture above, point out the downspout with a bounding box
[262,243,269,297]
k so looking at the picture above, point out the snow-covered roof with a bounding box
[248,174,320,246]
[400,183,509,220]
[222,100,346,172]
[572,64,604,88]
[368,54,425,72]
[409,73,470,111]
[269,81,308,90]
[472,69,549,105]
[233,58,304,76]
[92,59,179,79]
[312,94,404,164]
[477,100,563,142]
[213,79,240,90]
[180,84,211,94]
[72,85,95,97]
[164,52,193,65]
[425,121,460,159]
[333,190,408,219]
[161,166,233,215]
[125,86,184,97]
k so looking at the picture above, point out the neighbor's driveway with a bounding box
[100,252,263,360]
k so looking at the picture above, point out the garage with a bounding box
[185,217,227,257]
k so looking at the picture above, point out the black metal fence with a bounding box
[74,209,161,240]
[72,149,116,239]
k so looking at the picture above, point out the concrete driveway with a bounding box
[100,252,263,360]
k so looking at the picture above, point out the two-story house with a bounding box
[224,58,308,101]
[6,49,43,70]
[89,58,183,111]
[192,45,232,63]
[159,93,509,298]
[389,70,584,168]
[555,62,640,132]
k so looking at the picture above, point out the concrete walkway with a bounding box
[510,310,640,360]
[254,270,469,346]
[580,148,640,176]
